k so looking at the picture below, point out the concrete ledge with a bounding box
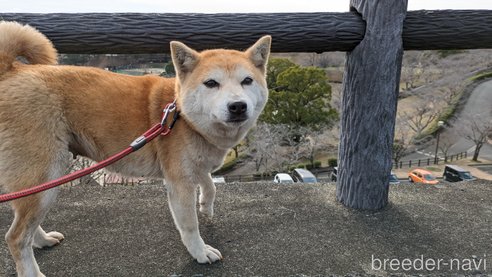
[1,182,491,276]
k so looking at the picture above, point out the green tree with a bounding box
[59,54,93,65]
[266,58,297,90]
[261,61,338,130]
[161,61,176,77]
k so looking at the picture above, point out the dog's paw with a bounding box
[33,231,64,249]
[199,203,214,219]
[46,231,65,241]
[47,231,65,242]
[195,245,222,264]
[33,236,60,249]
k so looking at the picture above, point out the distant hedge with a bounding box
[470,71,492,82]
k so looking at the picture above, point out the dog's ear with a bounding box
[246,35,272,73]
[170,41,200,79]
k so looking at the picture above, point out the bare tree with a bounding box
[392,129,412,166]
[281,125,310,168]
[232,144,241,158]
[302,129,334,168]
[457,116,492,161]
[248,124,271,172]
[438,135,454,161]
[438,75,462,106]
[248,124,337,173]
[402,97,440,139]
[400,51,430,91]
[247,123,287,173]
[304,133,320,168]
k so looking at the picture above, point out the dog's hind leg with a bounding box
[166,180,222,264]
[4,153,68,277]
[198,173,216,219]
[6,188,60,277]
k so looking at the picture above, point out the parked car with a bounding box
[408,169,439,185]
[389,172,400,185]
[443,165,476,182]
[292,168,317,183]
[212,176,226,184]
[330,167,338,181]
[273,173,294,184]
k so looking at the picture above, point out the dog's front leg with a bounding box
[167,182,222,263]
[198,174,216,218]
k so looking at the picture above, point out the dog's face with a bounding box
[170,36,271,148]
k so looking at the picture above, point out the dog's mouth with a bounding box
[226,115,248,125]
[211,113,249,128]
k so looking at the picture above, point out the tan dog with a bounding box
[0,21,270,276]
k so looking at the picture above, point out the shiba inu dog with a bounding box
[0,21,271,276]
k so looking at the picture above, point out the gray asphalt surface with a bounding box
[472,164,492,175]
[461,79,492,119]
[1,182,491,276]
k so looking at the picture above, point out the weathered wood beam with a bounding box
[1,10,491,54]
[0,13,364,53]
[403,10,492,50]
[337,0,407,210]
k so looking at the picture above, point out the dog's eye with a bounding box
[241,77,253,86]
[203,79,220,88]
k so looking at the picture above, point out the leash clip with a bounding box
[160,100,179,131]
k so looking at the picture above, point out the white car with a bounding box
[273,173,294,184]
[292,168,317,183]
[212,176,226,184]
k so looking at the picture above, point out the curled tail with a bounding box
[0,21,57,75]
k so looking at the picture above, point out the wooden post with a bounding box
[337,0,407,210]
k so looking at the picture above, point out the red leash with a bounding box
[0,101,179,203]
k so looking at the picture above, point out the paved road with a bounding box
[472,164,492,175]
[402,79,492,162]
[461,79,492,119]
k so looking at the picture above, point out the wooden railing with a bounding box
[1,10,491,53]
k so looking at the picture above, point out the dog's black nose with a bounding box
[228,101,247,115]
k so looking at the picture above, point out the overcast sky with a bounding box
[2,0,491,13]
